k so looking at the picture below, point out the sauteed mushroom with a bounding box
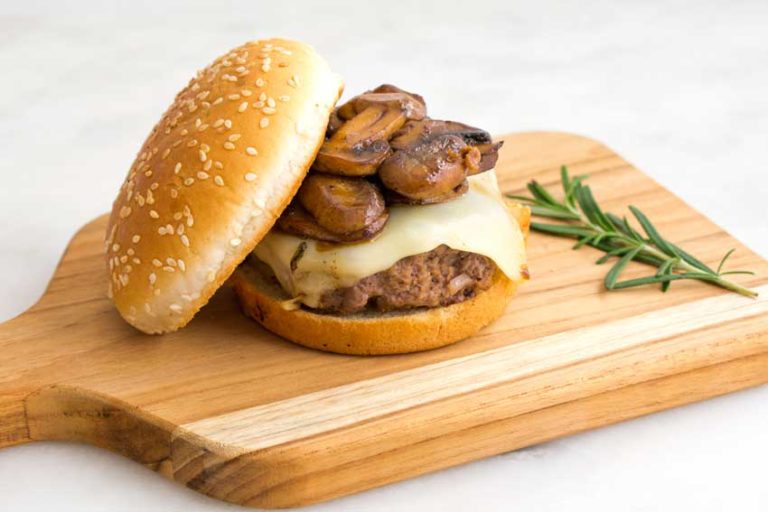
[337,84,426,121]
[378,135,481,201]
[385,179,469,205]
[278,202,389,243]
[313,104,406,176]
[297,174,386,234]
[390,119,502,173]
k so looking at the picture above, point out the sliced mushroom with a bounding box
[278,202,389,243]
[378,135,481,201]
[371,84,426,105]
[385,179,469,205]
[297,174,386,234]
[326,109,344,137]
[313,104,406,176]
[390,119,502,173]
[473,141,503,173]
[337,84,426,121]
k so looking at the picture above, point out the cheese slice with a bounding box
[253,170,527,308]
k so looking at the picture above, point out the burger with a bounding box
[106,38,529,355]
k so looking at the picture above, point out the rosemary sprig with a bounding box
[508,166,758,298]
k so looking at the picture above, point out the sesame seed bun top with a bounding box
[105,38,344,334]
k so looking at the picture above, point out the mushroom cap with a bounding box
[105,38,343,333]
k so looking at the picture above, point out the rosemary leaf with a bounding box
[508,166,758,298]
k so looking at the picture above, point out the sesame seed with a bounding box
[214,161,224,169]
[255,78,265,87]
[195,118,202,128]
[144,170,153,177]
[214,175,225,186]
[245,172,257,182]
[119,206,132,218]
[163,266,176,273]
[150,182,159,190]
[152,259,162,267]
[197,171,210,179]
[241,89,252,97]
[162,148,171,159]
[197,124,209,132]
[149,210,159,219]
[177,260,186,272]
[120,255,128,264]
[228,94,241,101]
[170,188,179,198]
[198,150,207,162]
[204,159,213,171]
[245,147,258,156]
[173,212,182,221]
[158,226,167,235]
[278,95,290,102]
[181,234,190,247]
[132,235,141,243]
[261,63,270,72]
[132,257,141,264]
[166,257,177,266]
[238,101,248,113]
[258,92,267,101]
[187,139,198,147]
[224,119,232,129]
[149,273,157,285]
[127,248,135,256]
[259,118,269,128]
[200,143,210,152]
[180,128,189,136]
[262,107,276,115]
[228,133,241,141]
[212,97,224,106]
[252,101,265,108]
[166,224,175,235]
[170,304,183,313]
[207,272,216,283]
[177,224,184,235]
[224,141,236,150]
[267,97,276,108]
[213,119,225,128]
[184,177,195,186]
[230,238,242,247]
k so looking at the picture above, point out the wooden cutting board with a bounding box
[1,132,767,508]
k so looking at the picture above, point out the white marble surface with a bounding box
[0,1,766,510]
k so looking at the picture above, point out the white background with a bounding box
[1,1,766,510]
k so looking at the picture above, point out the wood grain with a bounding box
[1,132,766,508]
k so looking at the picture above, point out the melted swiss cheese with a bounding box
[253,170,526,307]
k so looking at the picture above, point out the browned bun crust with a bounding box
[105,38,343,333]
[231,263,518,355]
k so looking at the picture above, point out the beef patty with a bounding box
[315,245,495,314]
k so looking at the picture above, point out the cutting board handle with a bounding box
[0,217,113,448]
[0,311,57,448]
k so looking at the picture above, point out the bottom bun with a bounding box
[231,260,519,355]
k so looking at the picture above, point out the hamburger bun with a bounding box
[231,202,530,355]
[105,38,343,333]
